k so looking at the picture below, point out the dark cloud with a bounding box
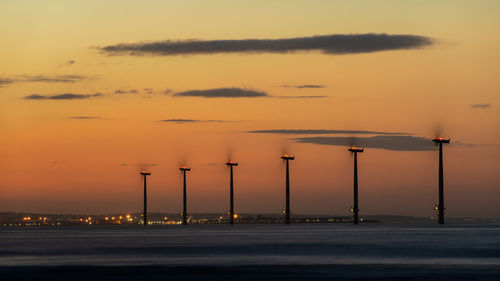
[68,116,101,119]
[276,95,327,99]
[17,75,86,83]
[162,89,173,95]
[248,129,407,135]
[470,103,491,109]
[24,94,47,100]
[24,93,103,100]
[120,163,127,166]
[174,88,268,98]
[160,119,226,123]
[282,84,325,89]
[1,75,87,87]
[0,78,15,87]
[295,135,434,151]
[98,33,434,56]
[114,89,155,95]
[66,60,75,65]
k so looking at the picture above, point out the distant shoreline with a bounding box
[1,212,499,226]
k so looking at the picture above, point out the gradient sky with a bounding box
[1,0,499,217]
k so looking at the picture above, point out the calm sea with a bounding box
[1,224,499,280]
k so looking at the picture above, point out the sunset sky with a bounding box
[1,0,499,217]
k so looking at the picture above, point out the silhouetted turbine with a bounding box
[179,166,191,225]
[225,161,238,225]
[140,171,151,226]
[281,154,295,225]
[432,137,450,224]
[348,147,364,225]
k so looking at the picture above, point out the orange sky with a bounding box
[0,0,499,217]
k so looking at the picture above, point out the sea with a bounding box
[1,223,499,280]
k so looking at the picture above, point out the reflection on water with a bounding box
[1,224,499,280]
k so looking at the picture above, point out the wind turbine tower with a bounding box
[225,161,239,225]
[281,154,295,225]
[432,137,450,224]
[179,166,191,225]
[348,147,364,225]
[140,171,151,226]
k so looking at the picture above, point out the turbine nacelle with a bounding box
[432,137,451,144]
[348,146,364,153]
[281,154,295,160]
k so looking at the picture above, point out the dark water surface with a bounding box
[1,224,499,280]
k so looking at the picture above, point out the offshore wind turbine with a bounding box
[179,166,191,225]
[225,161,238,225]
[348,146,364,225]
[432,137,450,224]
[281,154,295,225]
[140,171,151,226]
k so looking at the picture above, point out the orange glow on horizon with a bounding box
[0,1,498,218]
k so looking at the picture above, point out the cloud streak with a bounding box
[248,129,407,135]
[276,95,327,99]
[174,88,268,98]
[17,75,86,83]
[98,33,434,56]
[282,84,325,89]
[0,78,15,87]
[470,103,491,109]
[68,116,102,119]
[295,135,434,151]
[0,75,88,87]
[24,93,103,100]
[160,119,226,123]
[114,89,156,95]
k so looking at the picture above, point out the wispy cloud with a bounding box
[17,75,87,83]
[98,33,434,56]
[0,78,15,87]
[57,60,76,68]
[24,93,103,100]
[114,88,157,95]
[295,135,434,151]
[0,74,88,87]
[174,88,268,98]
[282,84,325,89]
[23,87,167,101]
[160,119,226,123]
[470,103,491,109]
[276,95,327,99]
[248,129,407,135]
[68,116,101,119]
